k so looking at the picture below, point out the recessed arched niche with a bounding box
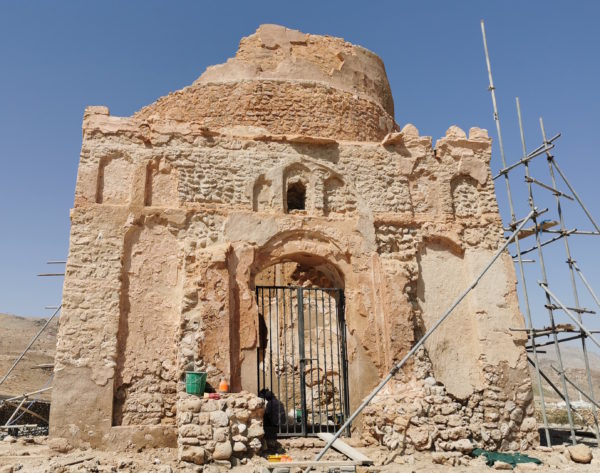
[283,164,311,214]
[144,158,178,207]
[96,154,133,204]
[451,174,481,218]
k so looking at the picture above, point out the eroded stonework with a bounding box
[50,24,537,459]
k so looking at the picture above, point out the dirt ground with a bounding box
[0,314,57,401]
[0,436,598,473]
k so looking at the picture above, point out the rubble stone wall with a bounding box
[134,80,397,143]
[177,392,265,466]
[361,348,538,454]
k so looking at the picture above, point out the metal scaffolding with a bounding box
[0,261,64,435]
[481,20,600,447]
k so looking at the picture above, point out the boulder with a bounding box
[567,444,593,464]
[233,441,247,453]
[210,410,229,427]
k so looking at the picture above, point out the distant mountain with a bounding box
[0,313,57,399]
[529,344,600,403]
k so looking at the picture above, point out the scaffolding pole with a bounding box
[516,98,576,444]
[481,19,551,445]
[527,357,587,424]
[540,117,600,443]
[573,262,600,310]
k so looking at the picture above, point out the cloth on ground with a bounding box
[472,448,542,467]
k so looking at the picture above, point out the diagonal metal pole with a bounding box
[481,20,551,445]
[304,210,536,472]
[550,159,600,234]
[4,397,27,427]
[539,283,600,350]
[540,117,600,444]
[527,357,587,424]
[550,365,600,411]
[572,262,600,310]
[0,305,61,388]
[0,387,53,408]
[516,99,576,444]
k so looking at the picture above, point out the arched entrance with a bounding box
[254,261,350,437]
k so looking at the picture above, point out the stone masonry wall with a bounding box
[177,392,265,466]
[134,80,397,143]
[361,348,538,454]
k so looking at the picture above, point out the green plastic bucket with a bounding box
[185,371,207,395]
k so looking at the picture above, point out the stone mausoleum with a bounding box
[50,25,538,463]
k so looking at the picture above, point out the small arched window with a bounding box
[286,181,306,212]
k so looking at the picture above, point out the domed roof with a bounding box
[134,25,398,141]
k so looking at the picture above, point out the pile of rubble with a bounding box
[361,349,538,453]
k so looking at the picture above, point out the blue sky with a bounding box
[1,1,599,344]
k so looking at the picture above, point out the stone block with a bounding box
[179,424,213,440]
[180,398,203,413]
[201,400,220,413]
[567,444,593,464]
[212,441,233,460]
[179,445,205,465]
[214,427,230,443]
[247,422,265,439]
[233,441,247,453]
[210,410,230,427]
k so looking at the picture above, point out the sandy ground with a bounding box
[0,314,57,401]
[0,436,599,473]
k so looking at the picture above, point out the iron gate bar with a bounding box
[290,288,296,434]
[308,289,315,432]
[275,288,281,434]
[340,291,351,436]
[282,288,289,434]
[337,290,345,433]
[327,290,336,430]
[256,286,349,437]
[297,287,307,436]
[320,291,328,430]
[313,290,322,433]
[262,290,265,391]
[268,288,273,402]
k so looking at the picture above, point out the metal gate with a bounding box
[256,286,350,437]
